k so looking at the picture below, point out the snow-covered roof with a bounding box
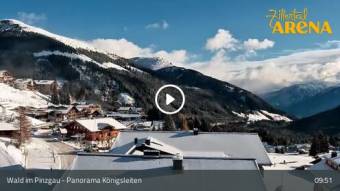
[264,153,314,170]
[34,80,55,85]
[73,155,259,170]
[0,70,10,76]
[111,131,271,165]
[106,112,141,118]
[137,137,182,155]
[14,78,33,83]
[0,122,18,131]
[61,105,79,114]
[309,159,333,170]
[59,128,67,134]
[76,118,127,132]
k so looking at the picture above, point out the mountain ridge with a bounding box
[262,81,340,118]
[0,19,291,128]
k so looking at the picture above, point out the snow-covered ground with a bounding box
[260,110,292,122]
[118,93,135,105]
[232,110,292,122]
[264,153,315,170]
[131,57,173,70]
[0,137,23,166]
[0,136,61,169]
[0,130,76,170]
[102,62,127,71]
[2,19,108,55]
[0,83,48,112]
[25,137,61,169]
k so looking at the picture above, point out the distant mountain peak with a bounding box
[130,57,173,71]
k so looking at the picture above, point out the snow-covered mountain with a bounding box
[0,19,291,126]
[262,82,340,118]
[130,57,173,71]
[0,19,109,55]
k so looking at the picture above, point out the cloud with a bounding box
[88,28,340,94]
[190,48,340,94]
[145,20,169,30]
[88,38,152,58]
[243,38,275,53]
[153,50,189,64]
[87,38,189,65]
[205,29,238,51]
[17,12,46,25]
[317,40,340,49]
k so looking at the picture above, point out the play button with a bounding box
[155,84,185,115]
[166,94,175,105]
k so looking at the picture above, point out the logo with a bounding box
[266,8,332,35]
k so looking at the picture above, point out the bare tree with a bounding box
[14,107,32,147]
[179,114,189,131]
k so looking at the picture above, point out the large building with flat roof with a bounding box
[72,130,271,170]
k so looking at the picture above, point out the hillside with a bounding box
[0,19,291,129]
[290,106,340,134]
[262,82,338,118]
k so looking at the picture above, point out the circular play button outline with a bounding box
[155,84,185,115]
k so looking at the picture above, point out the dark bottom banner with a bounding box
[0,170,339,191]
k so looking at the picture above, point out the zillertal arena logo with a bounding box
[266,8,332,34]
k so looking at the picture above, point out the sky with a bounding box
[1,0,340,93]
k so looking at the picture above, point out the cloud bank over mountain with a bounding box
[85,29,340,94]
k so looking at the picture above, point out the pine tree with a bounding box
[320,135,329,153]
[329,136,337,147]
[15,107,32,147]
[309,134,329,156]
[59,92,70,105]
[51,85,60,105]
[309,137,318,156]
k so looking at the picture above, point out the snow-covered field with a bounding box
[264,153,315,170]
[232,110,292,122]
[132,57,173,70]
[0,83,48,111]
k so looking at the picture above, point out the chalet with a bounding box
[0,70,14,84]
[14,79,35,90]
[132,120,164,130]
[75,104,102,118]
[23,108,49,121]
[34,80,58,95]
[45,109,64,123]
[61,105,80,121]
[0,122,18,137]
[64,118,126,148]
